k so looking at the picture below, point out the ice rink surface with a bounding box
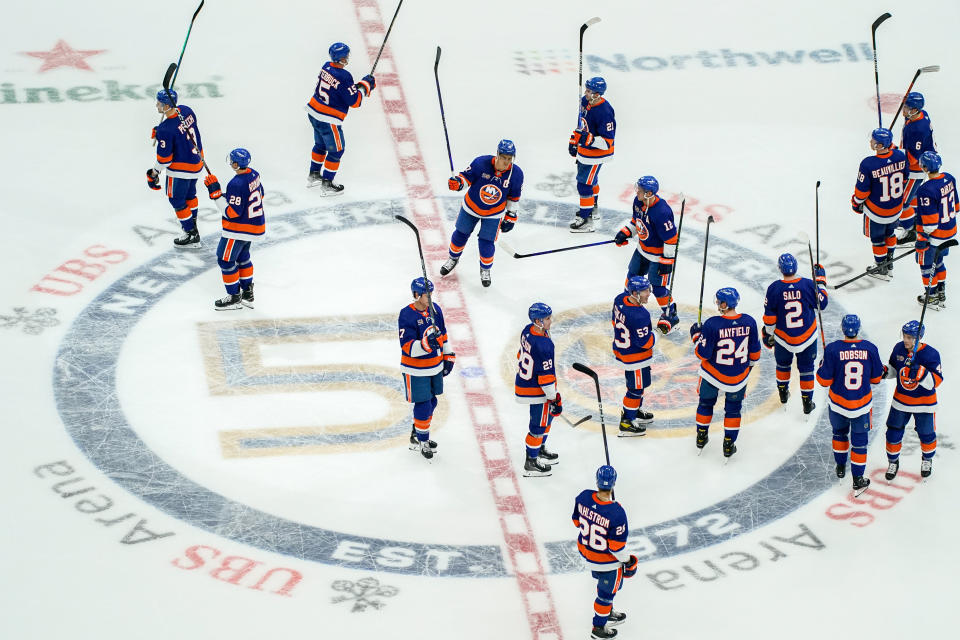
[1,1,958,638]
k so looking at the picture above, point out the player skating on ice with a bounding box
[882,320,943,480]
[397,278,455,460]
[515,303,561,476]
[614,176,679,333]
[611,276,656,436]
[203,149,265,310]
[573,465,637,639]
[305,42,376,195]
[913,151,957,308]
[689,288,761,459]
[815,314,886,494]
[896,92,937,245]
[569,76,615,233]
[147,89,205,248]
[850,127,908,278]
[440,139,523,288]
[761,253,828,413]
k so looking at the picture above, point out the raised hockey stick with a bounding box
[369,0,404,75]
[887,65,941,130]
[558,413,593,429]
[571,362,613,496]
[395,214,437,324]
[815,181,821,266]
[153,1,205,143]
[696,215,716,323]
[806,240,826,348]
[871,12,892,128]
[664,194,686,307]
[434,46,455,176]
[498,238,615,259]
[161,63,210,175]
[577,17,601,124]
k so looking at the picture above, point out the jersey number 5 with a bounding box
[578,517,609,551]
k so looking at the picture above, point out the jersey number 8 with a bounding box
[843,361,863,390]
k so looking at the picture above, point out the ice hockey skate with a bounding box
[917,291,944,310]
[835,463,846,479]
[590,624,617,639]
[885,460,899,481]
[214,293,243,310]
[419,440,434,460]
[921,458,933,478]
[409,427,437,451]
[173,228,201,249]
[538,445,559,464]
[569,215,594,233]
[895,227,917,245]
[696,427,709,453]
[801,396,816,414]
[480,268,491,287]
[865,261,891,281]
[852,475,870,496]
[722,437,737,460]
[240,284,255,309]
[777,384,790,404]
[439,257,459,276]
[607,611,626,627]
[522,456,552,477]
[306,171,324,188]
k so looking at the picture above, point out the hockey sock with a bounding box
[919,431,937,460]
[850,432,868,477]
[321,158,340,181]
[413,401,433,442]
[310,148,326,173]
[220,267,240,295]
[695,402,715,430]
[832,435,850,467]
[723,392,744,443]
[799,374,814,400]
[622,392,641,421]
[885,427,905,462]
[478,240,495,270]
[577,182,595,217]
[239,260,253,290]
[723,416,741,443]
[525,404,549,458]
[448,231,468,260]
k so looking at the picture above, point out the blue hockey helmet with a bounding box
[902,320,925,340]
[228,148,251,169]
[841,314,861,338]
[596,465,617,490]
[156,88,178,106]
[411,277,434,296]
[715,287,740,309]
[528,302,553,322]
[329,42,350,62]
[778,253,798,276]
[497,139,516,157]
[636,175,659,195]
[627,275,651,294]
[585,76,607,95]
[871,127,893,147]
[920,151,942,173]
[905,91,925,110]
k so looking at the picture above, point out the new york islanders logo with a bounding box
[479,184,502,206]
[634,217,650,241]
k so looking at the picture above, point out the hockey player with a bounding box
[397,278,456,460]
[883,320,943,480]
[913,151,957,308]
[612,276,656,436]
[573,465,637,639]
[440,139,523,288]
[569,76,616,233]
[761,253,828,414]
[689,288,761,458]
[613,176,679,333]
[203,148,265,310]
[305,42,376,195]
[147,89,205,248]
[851,128,909,277]
[897,92,937,245]
[815,314,886,494]
[515,302,561,476]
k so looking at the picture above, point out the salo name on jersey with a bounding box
[576,503,611,529]
[781,289,802,301]
[871,160,906,179]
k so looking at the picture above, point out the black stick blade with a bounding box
[162,63,177,90]
[193,0,205,21]
[434,46,441,71]
[572,362,598,379]
[872,12,892,32]
[395,214,417,232]
[936,238,959,256]
[706,215,715,224]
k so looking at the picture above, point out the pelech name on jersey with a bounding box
[176,113,196,135]
[576,503,610,528]
[871,160,906,178]
[839,350,870,361]
[718,325,751,339]
[319,69,342,88]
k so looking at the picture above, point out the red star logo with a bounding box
[21,40,106,72]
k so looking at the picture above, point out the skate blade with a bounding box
[865,272,892,282]
[539,458,559,466]
[569,228,595,234]
[522,470,552,478]
[214,304,243,311]
[315,190,345,197]
[916,300,944,311]
[240,301,255,309]
[697,447,706,456]
[853,485,869,498]
[175,242,204,250]
[723,456,734,465]
[618,431,647,438]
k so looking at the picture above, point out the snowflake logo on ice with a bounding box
[0,307,59,335]
[331,577,399,612]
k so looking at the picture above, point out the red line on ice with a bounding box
[349,1,564,638]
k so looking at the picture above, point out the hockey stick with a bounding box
[434,46,455,177]
[369,0,404,75]
[815,181,821,266]
[696,215,716,323]
[577,17,601,124]
[161,63,210,175]
[558,413,593,429]
[871,12,892,128]
[887,65,941,130]
[571,362,613,496]
[395,214,437,324]
[806,240,826,348]
[664,194,686,307]
[498,238,615,259]
[153,0,205,143]
[830,247,918,289]
[908,240,956,376]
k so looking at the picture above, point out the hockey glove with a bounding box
[568,142,578,157]
[568,130,580,157]
[761,326,776,349]
[150,127,157,141]
[549,393,563,416]
[146,168,161,191]
[614,229,630,246]
[421,326,442,353]
[898,365,926,390]
[622,555,639,579]
[442,351,456,377]
[448,176,464,191]
[850,196,864,214]
[361,74,376,91]
[689,322,702,343]
[204,174,222,200]
[657,303,678,335]
[813,263,827,282]
[500,213,517,233]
